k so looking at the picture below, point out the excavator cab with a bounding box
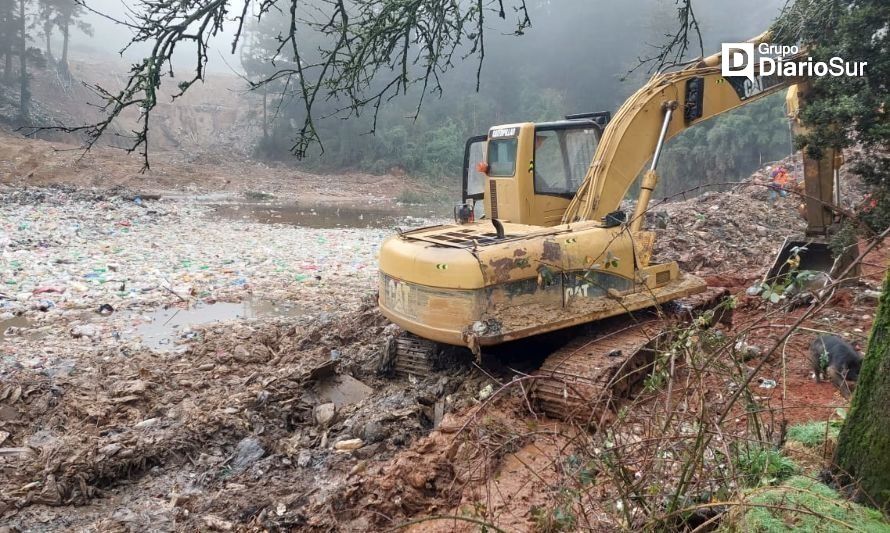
[454,113,610,227]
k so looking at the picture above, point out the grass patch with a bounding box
[734,447,798,488]
[726,476,890,532]
[787,421,842,449]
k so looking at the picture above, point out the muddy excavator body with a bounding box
[379,113,706,349]
[377,33,852,422]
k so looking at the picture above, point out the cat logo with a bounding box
[490,127,518,138]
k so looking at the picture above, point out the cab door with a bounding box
[462,135,487,220]
[530,124,601,226]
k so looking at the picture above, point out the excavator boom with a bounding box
[564,33,802,223]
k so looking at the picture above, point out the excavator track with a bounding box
[391,333,440,378]
[529,287,730,423]
[382,332,471,379]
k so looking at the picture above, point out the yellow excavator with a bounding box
[377,33,845,420]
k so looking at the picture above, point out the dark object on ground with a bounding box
[810,334,862,398]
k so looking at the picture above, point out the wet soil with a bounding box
[0,151,885,531]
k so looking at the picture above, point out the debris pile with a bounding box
[0,185,404,373]
[0,301,490,530]
[649,157,871,278]
[649,187,805,276]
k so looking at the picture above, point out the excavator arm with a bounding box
[563,33,805,224]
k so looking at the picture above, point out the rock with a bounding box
[361,420,388,443]
[232,345,252,362]
[856,289,881,303]
[314,402,337,427]
[70,323,98,339]
[334,438,364,451]
[231,437,265,472]
[297,449,312,467]
[478,383,494,400]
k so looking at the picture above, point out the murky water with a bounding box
[132,298,301,350]
[0,315,37,341]
[212,202,446,229]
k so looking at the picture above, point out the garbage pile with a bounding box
[649,187,806,276]
[0,300,489,531]
[0,185,397,370]
[649,158,868,278]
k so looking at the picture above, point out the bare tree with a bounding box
[61,0,536,168]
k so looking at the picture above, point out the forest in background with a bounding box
[241,0,790,196]
[0,0,791,198]
[0,0,90,119]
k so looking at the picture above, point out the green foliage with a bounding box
[235,0,793,185]
[834,270,890,509]
[728,476,890,532]
[828,219,858,259]
[786,420,842,448]
[733,446,798,488]
[755,246,818,304]
[530,504,577,533]
[658,93,790,197]
[772,0,890,232]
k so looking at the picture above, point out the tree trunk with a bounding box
[262,85,268,140]
[4,52,10,81]
[59,19,68,72]
[834,269,890,510]
[17,0,27,122]
[44,22,53,63]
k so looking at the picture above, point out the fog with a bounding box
[6,0,791,184]
[69,0,784,76]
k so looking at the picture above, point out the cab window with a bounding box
[487,138,518,177]
[533,127,599,196]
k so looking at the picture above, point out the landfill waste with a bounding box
[0,185,439,373]
[649,158,868,278]
[0,159,880,531]
[758,378,778,389]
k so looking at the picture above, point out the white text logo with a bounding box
[721,42,866,83]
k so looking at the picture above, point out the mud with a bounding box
[0,302,493,530]
[1,152,885,531]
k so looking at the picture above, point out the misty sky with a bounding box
[71,0,785,77]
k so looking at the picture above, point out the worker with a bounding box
[769,165,790,204]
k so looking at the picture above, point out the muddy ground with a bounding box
[0,159,886,531]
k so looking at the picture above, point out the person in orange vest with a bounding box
[768,165,790,204]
